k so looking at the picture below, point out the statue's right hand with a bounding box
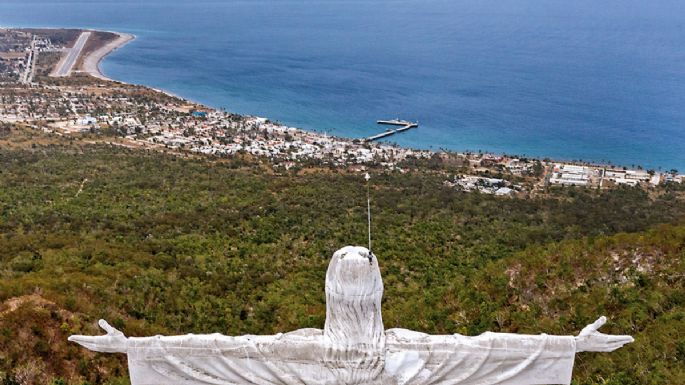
[68,319,128,353]
[574,316,634,353]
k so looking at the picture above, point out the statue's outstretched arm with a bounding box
[70,321,328,384]
[384,316,633,385]
[69,319,128,353]
[575,316,634,352]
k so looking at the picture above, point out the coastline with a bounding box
[1,27,681,183]
[43,29,684,173]
[82,31,135,81]
[82,30,193,102]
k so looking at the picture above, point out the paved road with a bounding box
[54,32,91,77]
[20,47,33,84]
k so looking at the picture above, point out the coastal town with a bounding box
[3,4,685,384]
[1,27,683,195]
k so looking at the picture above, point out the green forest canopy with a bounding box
[0,141,683,384]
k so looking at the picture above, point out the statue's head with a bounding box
[323,246,385,383]
[325,246,383,298]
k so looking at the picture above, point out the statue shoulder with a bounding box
[282,328,323,340]
[385,328,431,343]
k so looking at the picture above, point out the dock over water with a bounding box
[364,119,418,142]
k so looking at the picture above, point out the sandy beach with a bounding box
[82,31,135,81]
[78,30,187,101]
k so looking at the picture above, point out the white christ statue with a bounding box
[70,246,633,385]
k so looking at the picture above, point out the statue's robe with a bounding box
[125,328,576,385]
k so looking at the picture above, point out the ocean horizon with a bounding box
[2,0,684,170]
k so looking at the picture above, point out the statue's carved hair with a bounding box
[323,246,385,384]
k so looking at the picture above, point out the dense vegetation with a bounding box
[20,29,81,47]
[0,137,683,384]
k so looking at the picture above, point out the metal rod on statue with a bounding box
[365,173,371,252]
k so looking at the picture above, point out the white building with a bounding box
[77,115,97,125]
[549,164,591,186]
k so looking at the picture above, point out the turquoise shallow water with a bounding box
[2,0,684,170]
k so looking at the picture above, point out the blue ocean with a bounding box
[2,0,684,170]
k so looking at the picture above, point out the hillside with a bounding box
[1,132,684,384]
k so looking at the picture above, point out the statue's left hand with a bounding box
[68,319,128,353]
[575,316,634,353]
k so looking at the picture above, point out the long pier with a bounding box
[364,119,418,142]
